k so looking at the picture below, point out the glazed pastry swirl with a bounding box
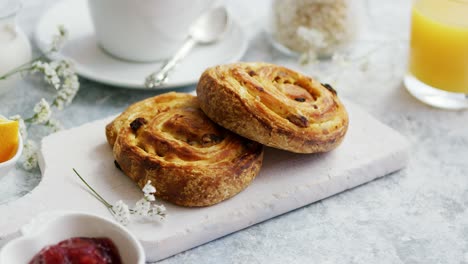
[106,92,263,207]
[197,62,349,153]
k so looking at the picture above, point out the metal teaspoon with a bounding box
[145,7,229,88]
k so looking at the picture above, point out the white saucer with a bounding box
[34,0,248,89]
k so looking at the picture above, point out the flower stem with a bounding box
[0,54,48,80]
[23,115,37,123]
[73,168,113,208]
[0,66,31,80]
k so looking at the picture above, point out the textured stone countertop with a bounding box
[1,0,467,263]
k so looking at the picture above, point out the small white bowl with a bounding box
[0,211,145,263]
[0,133,23,180]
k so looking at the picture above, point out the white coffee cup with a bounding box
[88,0,216,62]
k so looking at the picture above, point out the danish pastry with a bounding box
[196,62,348,153]
[106,92,264,207]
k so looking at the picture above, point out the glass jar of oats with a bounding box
[269,0,360,59]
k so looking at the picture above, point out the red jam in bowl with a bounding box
[28,237,122,264]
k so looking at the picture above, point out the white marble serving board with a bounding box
[0,101,408,262]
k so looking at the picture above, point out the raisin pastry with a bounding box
[196,62,348,153]
[106,92,263,207]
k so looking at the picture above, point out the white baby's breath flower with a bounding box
[112,200,131,225]
[31,61,44,70]
[74,170,168,225]
[142,181,156,194]
[134,198,151,217]
[22,140,39,170]
[2,25,80,175]
[32,61,61,90]
[31,60,80,107]
[49,76,60,89]
[45,118,63,132]
[43,63,55,76]
[9,115,27,141]
[55,60,75,78]
[50,25,68,52]
[53,73,79,110]
[142,181,156,201]
[32,98,51,124]
[148,204,167,221]
[144,193,156,202]
[133,181,166,221]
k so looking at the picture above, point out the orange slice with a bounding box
[0,117,19,162]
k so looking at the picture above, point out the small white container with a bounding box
[0,211,145,264]
[0,1,32,95]
[0,133,22,181]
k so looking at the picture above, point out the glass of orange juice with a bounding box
[405,0,468,110]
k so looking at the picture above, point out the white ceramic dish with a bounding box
[0,134,22,181]
[34,0,248,89]
[0,211,145,263]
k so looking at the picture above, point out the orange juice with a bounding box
[409,0,468,94]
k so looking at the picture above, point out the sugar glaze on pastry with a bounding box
[106,92,264,207]
[197,62,349,153]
